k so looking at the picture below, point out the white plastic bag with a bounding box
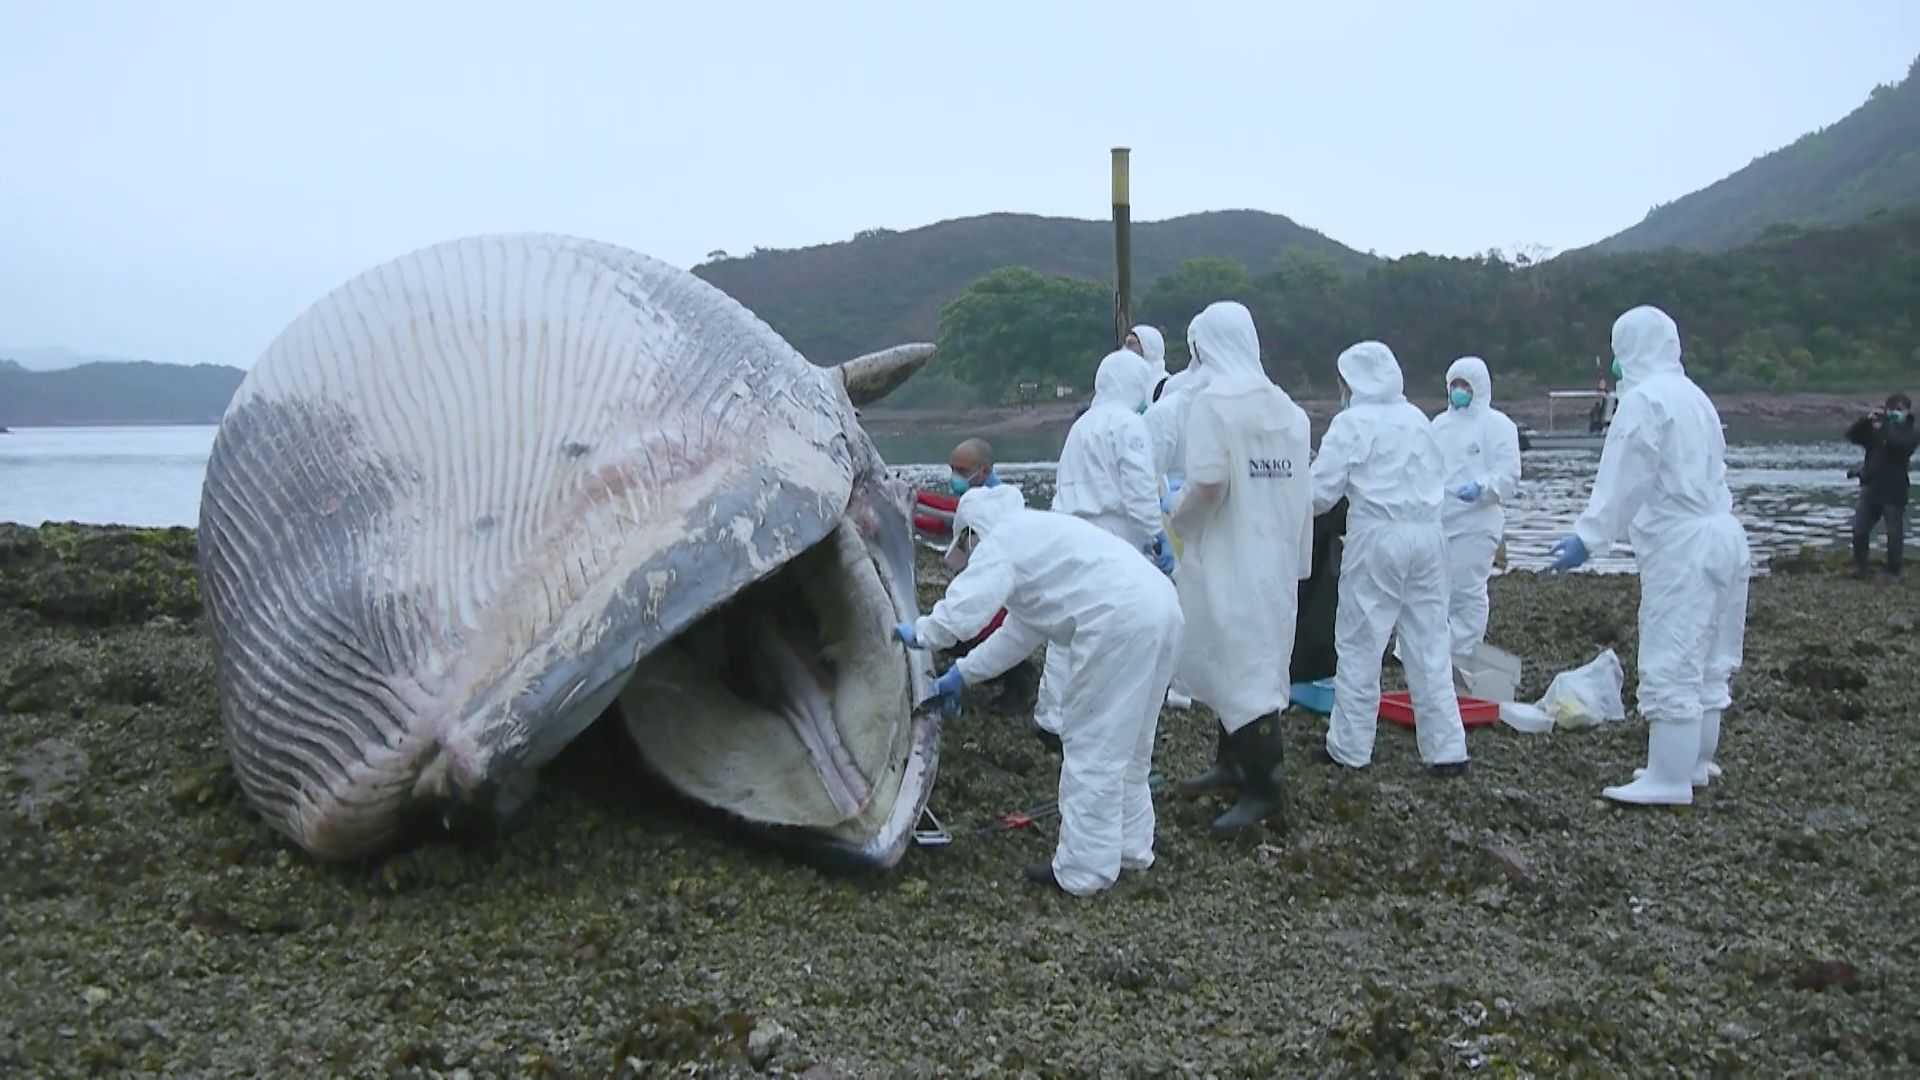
[1532,648,1627,731]
[1498,701,1554,734]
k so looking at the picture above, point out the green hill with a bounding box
[691,209,1374,363]
[0,361,244,426]
[935,206,1920,401]
[1582,55,1920,255]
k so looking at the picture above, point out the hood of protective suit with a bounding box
[949,483,1025,548]
[1130,325,1167,380]
[1446,356,1492,410]
[1189,302,1266,388]
[1335,341,1405,404]
[1091,348,1155,411]
[1611,305,1685,384]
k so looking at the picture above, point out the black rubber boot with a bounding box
[1209,713,1286,838]
[1176,724,1240,797]
[1022,861,1065,892]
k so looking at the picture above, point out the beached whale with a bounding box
[196,233,939,867]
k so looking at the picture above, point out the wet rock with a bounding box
[0,646,80,713]
[1783,655,1868,692]
[747,1018,793,1068]
[11,738,89,824]
[1889,612,1916,635]
[169,763,236,810]
[1792,959,1861,993]
[1482,839,1536,882]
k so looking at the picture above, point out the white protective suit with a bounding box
[1573,306,1750,803]
[1129,324,1169,400]
[1036,349,1162,736]
[1310,342,1470,769]
[1144,315,1214,488]
[1141,316,1211,706]
[1431,356,1523,665]
[1050,349,1161,550]
[1165,301,1314,732]
[912,486,1183,896]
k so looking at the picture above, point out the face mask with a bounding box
[1448,387,1472,409]
[1611,357,1623,380]
[1892,410,1909,425]
[1134,401,1148,415]
[948,473,971,496]
[1338,391,1351,411]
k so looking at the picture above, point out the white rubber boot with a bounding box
[1166,689,1192,710]
[1697,709,1723,781]
[1632,709,1722,787]
[1603,719,1699,805]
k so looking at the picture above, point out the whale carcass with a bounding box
[196,233,940,867]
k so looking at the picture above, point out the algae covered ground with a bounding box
[2,523,1917,1077]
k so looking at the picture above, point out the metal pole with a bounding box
[1111,147,1131,345]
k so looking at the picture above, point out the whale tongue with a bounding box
[616,519,911,832]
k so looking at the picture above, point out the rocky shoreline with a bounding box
[860,391,1872,439]
[2,524,1915,1076]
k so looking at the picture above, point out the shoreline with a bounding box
[0,394,1876,439]
[864,390,1871,436]
[1,523,1913,1074]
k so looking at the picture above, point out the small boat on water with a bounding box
[1518,389,1612,452]
[1516,387,1727,452]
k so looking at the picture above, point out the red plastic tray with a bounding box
[1379,691,1500,729]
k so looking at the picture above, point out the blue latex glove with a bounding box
[1149,532,1176,575]
[1455,481,1483,503]
[1545,534,1588,573]
[893,621,920,648]
[1161,477,1183,514]
[930,666,966,714]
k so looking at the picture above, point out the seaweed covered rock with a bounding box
[0,523,200,627]
[2,523,1917,1076]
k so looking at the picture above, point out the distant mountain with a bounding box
[0,346,142,373]
[0,361,244,426]
[1581,55,1920,255]
[691,209,1375,363]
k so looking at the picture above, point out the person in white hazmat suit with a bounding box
[896,485,1183,895]
[1431,356,1523,668]
[1160,301,1315,836]
[1033,349,1169,742]
[1145,317,1213,493]
[1545,305,1751,805]
[1143,315,1214,710]
[1124,324,1170,402]
[1310,341,1471,775]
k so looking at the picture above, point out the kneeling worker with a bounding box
[894,486,1183,897]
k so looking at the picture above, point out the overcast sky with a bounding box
[2,1,1915,368]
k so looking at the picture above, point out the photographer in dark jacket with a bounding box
[1845,392,1915,579]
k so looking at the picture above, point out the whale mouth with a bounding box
[617,482,937,866]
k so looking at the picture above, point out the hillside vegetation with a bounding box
[1584,56,1920,255]
[0,360,244,427]
[692,209,1372,364]
[918,209,1920,405]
